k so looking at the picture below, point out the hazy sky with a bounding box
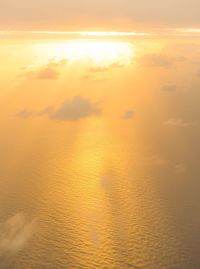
[1,0,200,30]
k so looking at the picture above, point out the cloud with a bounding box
[50,96,101,121]
[0,213,35,264]
[89,62,126,73]
[24,59,67,80]
[80,74,104,83]
[36,67,59,80]
[163,118,197,127]
[81,61,126,81]
[161,84,177,92]
[2,0,200,30]
[18,96,102,121]
[16,109,33,118]
[122,110,135,120]
[138,54,174,68]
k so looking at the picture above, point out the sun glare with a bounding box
[37,39,134,66]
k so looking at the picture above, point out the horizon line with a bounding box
[1,29,200,38]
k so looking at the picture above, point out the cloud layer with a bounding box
[1,0,200,30]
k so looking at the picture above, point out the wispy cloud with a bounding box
[16,109,33,118]
[163,118,198,127]
[0,31,151,39]
[0,213,36,267]
[161,84,177,92]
